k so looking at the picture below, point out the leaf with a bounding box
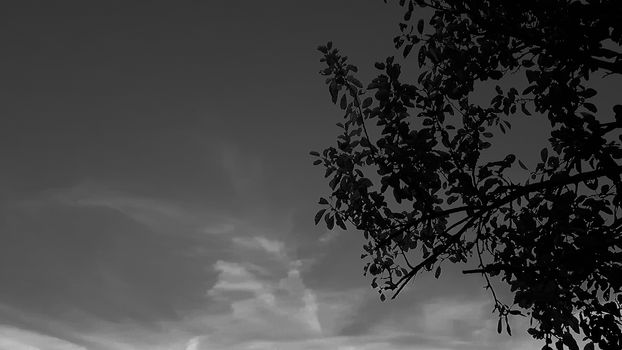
[403,44,413,57]
[521,103,532,116]
[518,160,528,170]
[584,342,595,350]
[418,46,426,67]
[584,102,597,113]
[313,159,322,165]
[526,70,538,83]
[489,70,503,79]
[506,320,512,336]
[362,97,373,108]
[325,213,335,230]
[435,266,441,278]
[404,0,413,21]
[319,197,329,205]
[347,75,363,88]
[335,214,347,230]
[522,59,534,67]
[417,19,424,34]
[314,209,326,225]
[340,94,347,109]
[562,333,579,350]
[329,81,339,103]
[497,318,502,334]
[380,294,386,301]
[584,88,597,98]
[540,148,548,162]
[309,151,320,156]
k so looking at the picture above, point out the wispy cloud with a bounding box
[201,233,323,347]
[0,325,86,350]
[39,182,239,237]
[0,182,538,350]
[232,236,286,257]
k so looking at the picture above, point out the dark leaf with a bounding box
[325,213,335,230]
[347,75,363,88]
[562,333,579,350]
[521,103,531,116]
[584,103,597,113]
[418,46,426,67]
[403,44,413,57]
[540,148,548,162]
[314,209,327,225]
[329,81,339,103]
[584,88,597,98]
[335,214,347,230]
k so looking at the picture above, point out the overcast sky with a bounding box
[0,1,591,349]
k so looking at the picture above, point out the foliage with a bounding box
[311,1,622,349]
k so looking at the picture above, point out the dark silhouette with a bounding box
[311,1,622,349]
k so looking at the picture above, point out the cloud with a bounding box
[208,261,266,298]
[205,259,322,344]
[42,182,238,237]
[232,236,286,257]
[318,228,344,244]
[0,183,541,350]
[419,298,489,336]
[0,326,86,350]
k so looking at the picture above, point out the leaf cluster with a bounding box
[312,1,622,349]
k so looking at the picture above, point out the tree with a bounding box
[311,1,622,349]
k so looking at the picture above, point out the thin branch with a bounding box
[390,212,483,299]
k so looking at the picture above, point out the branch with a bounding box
[378,167,621,251]
[376,204,478,249]
[390,212,482,299]
[462,264,505,275]
[383,167,622,298]
[590,57,622,75]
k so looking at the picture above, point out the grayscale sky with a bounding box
[2,1,617,350]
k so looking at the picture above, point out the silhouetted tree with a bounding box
[311,1,622,349]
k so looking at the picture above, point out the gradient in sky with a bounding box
[0,1,588,349]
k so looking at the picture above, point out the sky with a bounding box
[0,1,610,349]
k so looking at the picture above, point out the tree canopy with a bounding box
[311,1,622,349]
